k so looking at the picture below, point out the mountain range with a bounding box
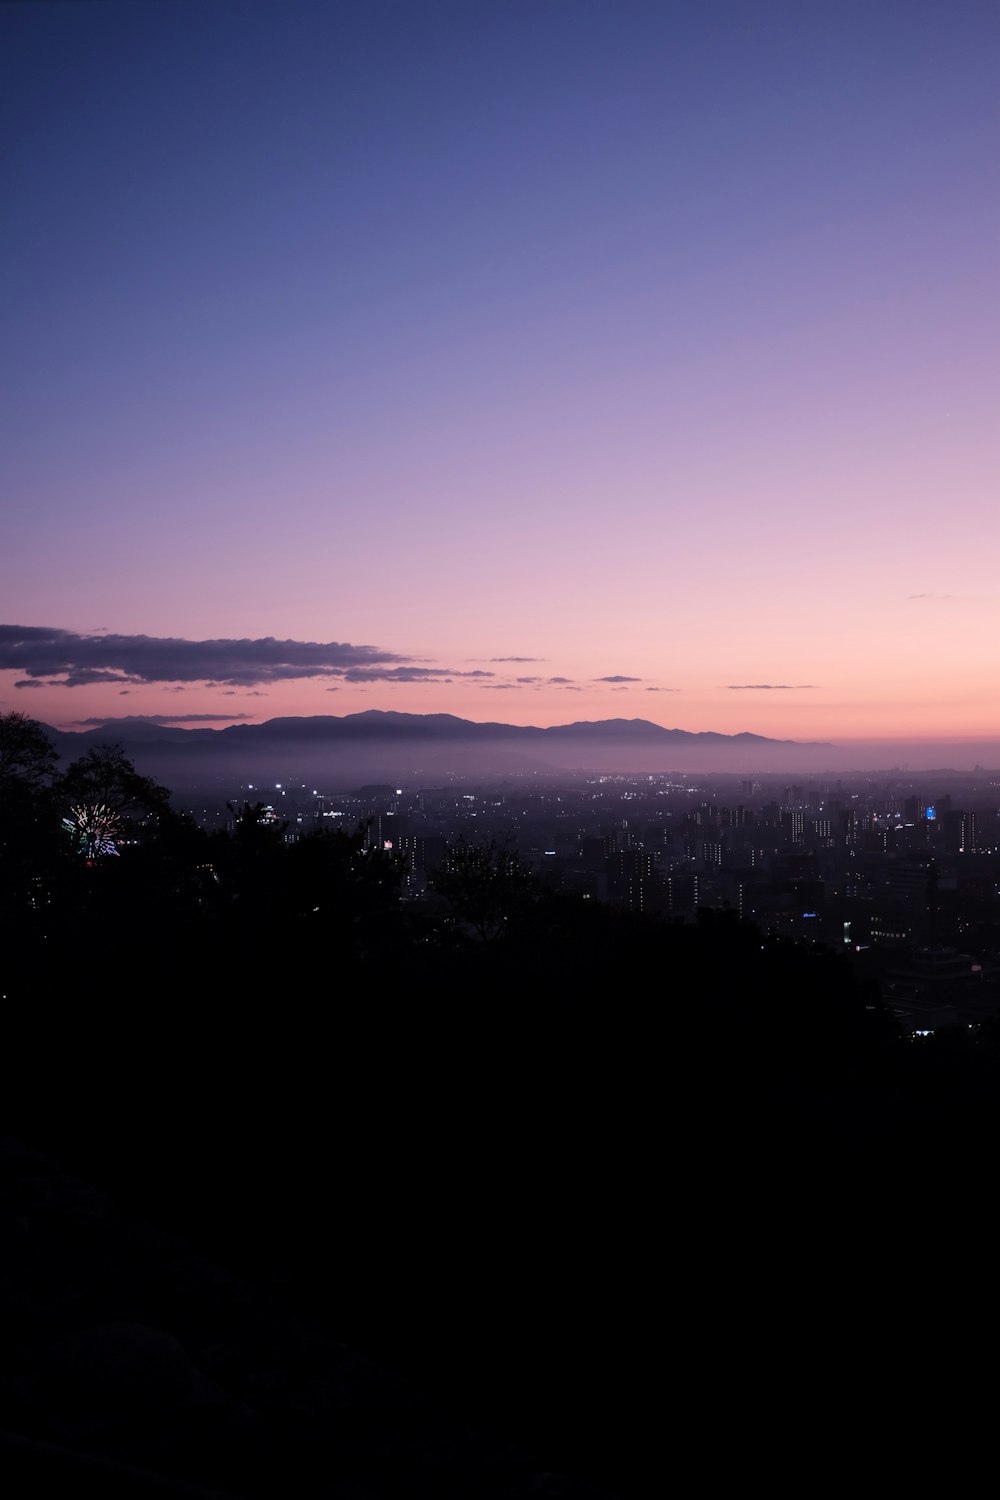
[42,711,833,786]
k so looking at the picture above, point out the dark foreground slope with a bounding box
[5,803,1000,1492]
[0,1134,611,1500]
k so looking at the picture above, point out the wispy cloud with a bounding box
[340,666,493,683]
[72,713,253,726]
[594,675,643,683]
[726,683,817,690]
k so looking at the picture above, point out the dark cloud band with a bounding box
[1,624,418,689]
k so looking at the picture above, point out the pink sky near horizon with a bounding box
[2,4,998,752]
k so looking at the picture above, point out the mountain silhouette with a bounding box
[36,712,832,787]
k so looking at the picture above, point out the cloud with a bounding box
[513,674,580,686]
[482,683,521,690]
[594,675,643,683]
[72,713,254,726]
[487,657,546,663]
[340,666,494,683]
[14,679,45,688]
[66,670,138,687]
[726,684,817,690]
[908,593,954,600]
[645,687,679,692]
[2,624,409,689]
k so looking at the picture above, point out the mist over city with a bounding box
[3,2,999,1496]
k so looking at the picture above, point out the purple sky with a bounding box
[2,1,998,752]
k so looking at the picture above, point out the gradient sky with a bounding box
[2,0,998,748]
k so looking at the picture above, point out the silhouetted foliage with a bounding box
[0,714,69,944]
[430,833,537,941]
[0,710,58,789]
[280,821,406,959]
[60,741,170,822]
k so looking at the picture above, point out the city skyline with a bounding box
[3,2,998,752]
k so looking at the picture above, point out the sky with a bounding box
[2,0,998,752]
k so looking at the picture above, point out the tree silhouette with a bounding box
[0,714,66,941]
[0,711,58,789]
[431,834,537,942]
[225,798,288,850]
[60,743,170,858]
[282,822,406,960]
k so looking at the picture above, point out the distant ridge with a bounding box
[30,710,838,788]
[44,710,831,751]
